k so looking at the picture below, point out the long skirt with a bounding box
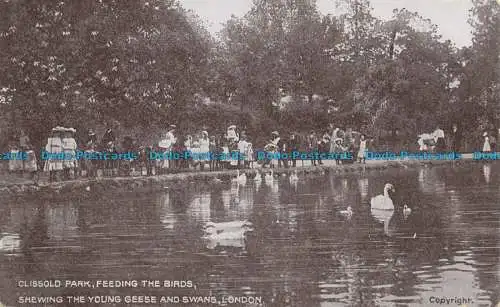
[483,140,491,152]
[24,150,38,172]
[44,157,63,171]
[63,151,76,169]
[8,150,24,172]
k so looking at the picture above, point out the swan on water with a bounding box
[212,178,222,184]
[403,204,412,216]
[0,233,20,253]
[231,170,247,185]
[370,183,395,210]
[203,220,253,248]
[289,170,299,183]
[340,206,353,217]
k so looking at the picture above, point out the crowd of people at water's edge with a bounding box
[2,122,498,184]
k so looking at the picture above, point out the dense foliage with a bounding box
[0,0,498,149]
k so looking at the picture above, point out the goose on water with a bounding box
[403,204,412,215]
[231,170,247,185]
[203,220,253,248]
[370,183,395,210]
[289,170,299,183]
[340,206,353,217]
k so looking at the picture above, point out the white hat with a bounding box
[202,130,208,136]
[483,132,488,137]
[52,126,66,132]
[271,131,279,136]
[228,125,236,130]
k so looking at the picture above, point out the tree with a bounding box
[0,0,212,148]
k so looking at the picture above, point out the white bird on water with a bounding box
[340,206,353,218]
[231,170,247,185]
[403,204,412,216]
[370,183,395,210]
[203,220,253,248]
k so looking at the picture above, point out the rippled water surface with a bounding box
[1,163,499,306]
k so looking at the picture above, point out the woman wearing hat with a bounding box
[226,125,239,143]
[333,138,346,165]
[482,132,491,153]
[199,131,210,171]
[357,134,367,164]
[44,126,65,182]
[308,131,318,166]
[86,129,97,148]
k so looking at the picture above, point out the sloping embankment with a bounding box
[0,158,481,199]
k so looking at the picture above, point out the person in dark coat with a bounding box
[288,133,300,167]
[277,134,288,168]
[450,124,462,152]
[308,131,319,166]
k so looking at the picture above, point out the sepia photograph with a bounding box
[0,0,499,306]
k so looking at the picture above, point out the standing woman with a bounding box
[450,124,462,152]
[358,134,367,164]
[488,129,496,153]
[209,136,217,171]
[199,131,210,171]
[482,132,491,153]
[62,128,78,180]
[44,127,65,182]
[433,125,446,152]
[308,131,318,166]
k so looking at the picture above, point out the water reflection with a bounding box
[483,164,491,184]
[370,209,394,236]
[0,164,499,306]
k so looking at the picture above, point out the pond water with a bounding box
[0,164,499,306]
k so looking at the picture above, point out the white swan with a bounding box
[289,170,299,183]
[340,206,353,217]
[0,233,21,253]
[203,220,253,248]
[403,204,412,216]
[265,170,274,184]
[254,171,262,182]
[231,170,247,185]
[370,183,395,210]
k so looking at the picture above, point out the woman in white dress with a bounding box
[44,126,65,182]
[358,134,367,164]
[482,132,491,152]
[199,131,210,170]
